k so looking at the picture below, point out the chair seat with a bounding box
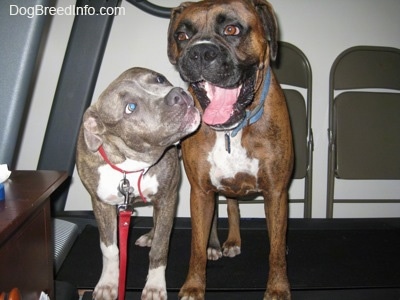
[335,92,400,179]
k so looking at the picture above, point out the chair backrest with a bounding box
[272,41,314,218]
[327,46,400,218]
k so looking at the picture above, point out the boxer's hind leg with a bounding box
[207,200,222,260]
[208,198,241,259]
[222,198,241,257]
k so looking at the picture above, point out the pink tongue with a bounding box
[202,83,240,125]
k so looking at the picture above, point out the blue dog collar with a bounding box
[231,66,271,137]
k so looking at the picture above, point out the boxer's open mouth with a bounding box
[190,73,256,130]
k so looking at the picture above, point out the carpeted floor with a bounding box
[56,217,400,299]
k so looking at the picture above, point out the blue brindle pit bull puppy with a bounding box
[168,0,293,299]
[76,67,200,300]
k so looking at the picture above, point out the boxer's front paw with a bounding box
[136,229,154,247]
[207,246,222,260]
[142,266,167,300]
[179,288,205,300]
[264,276,291,300]
[179,276,205,300]
[264,289,291,300]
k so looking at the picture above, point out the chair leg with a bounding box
[326,141,336,218]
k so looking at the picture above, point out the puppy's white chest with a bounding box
[207,131,259,188]
[96,159,159,205]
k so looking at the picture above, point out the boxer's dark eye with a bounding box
[176,32,189,41]
[125,103,137,114]
[223,25,240,36]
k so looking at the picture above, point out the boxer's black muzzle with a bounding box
[178,42,258,130]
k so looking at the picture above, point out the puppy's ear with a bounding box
[167,2,194,65]
[82,107,106,152]
[252,0,279,61]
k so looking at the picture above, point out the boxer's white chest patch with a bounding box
[96,159,159,205]
[207,131,259,189]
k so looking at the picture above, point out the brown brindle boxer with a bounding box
[168,0,293,299]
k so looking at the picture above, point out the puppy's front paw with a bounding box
[141,285,167,300]
[93,281,118,300]
[94,243,119,299]
[142,266,167,300]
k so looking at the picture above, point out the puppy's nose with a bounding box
[165,87,193,106]
[188,43,219,64]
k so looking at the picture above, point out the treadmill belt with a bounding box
[56,218,400,295]
[82,289,400,300]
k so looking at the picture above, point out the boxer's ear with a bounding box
[253,0,278,61]
[82,107,106,152]
[167,2,194,64]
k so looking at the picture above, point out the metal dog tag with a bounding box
[225,132,231,154]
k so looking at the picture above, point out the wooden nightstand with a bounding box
[0,171,68,300]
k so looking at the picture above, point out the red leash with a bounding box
[118,209,132,300]
[97,145,148,299]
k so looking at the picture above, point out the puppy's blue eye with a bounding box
[156,75,166,84]
[125,103,136,114]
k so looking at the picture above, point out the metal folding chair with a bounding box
[273,41,314,218]
[327,46,400,218]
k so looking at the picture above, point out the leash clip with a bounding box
[118,173,134,212]
[118,203,134,213]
